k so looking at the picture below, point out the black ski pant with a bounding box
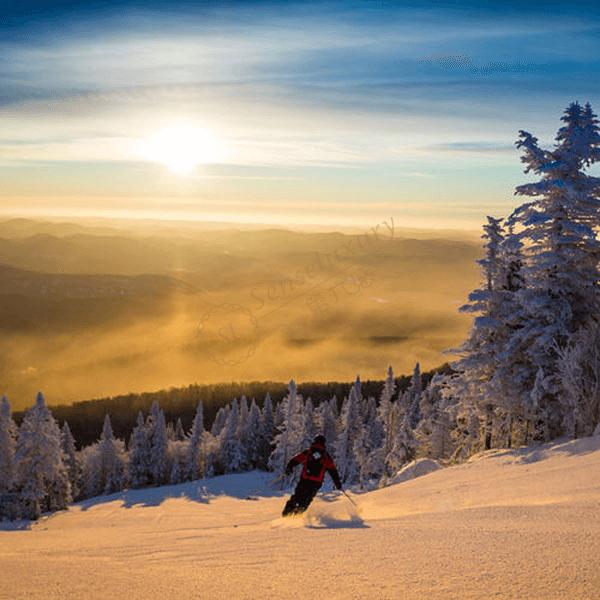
[282,478,321,516]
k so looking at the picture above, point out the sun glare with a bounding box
[140,125,223,174]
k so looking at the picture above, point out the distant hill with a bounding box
[0,264,193,298]
[0,264,192,333]
[0,218,125,239]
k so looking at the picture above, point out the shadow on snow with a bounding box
[76,470,287,511]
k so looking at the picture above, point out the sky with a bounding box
[2,0,600,229]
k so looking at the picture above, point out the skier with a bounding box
[282,434,342,516]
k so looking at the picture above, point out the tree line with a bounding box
[0,365,449,520]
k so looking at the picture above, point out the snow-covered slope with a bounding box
[387,457,443,485]
[2,437,600,600]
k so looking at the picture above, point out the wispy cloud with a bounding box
[1,1,599,224]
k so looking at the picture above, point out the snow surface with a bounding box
[2,437,600,599]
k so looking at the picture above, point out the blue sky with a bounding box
[1,0,600,228]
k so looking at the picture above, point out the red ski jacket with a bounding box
[286,442,342,489]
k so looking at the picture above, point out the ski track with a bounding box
[2,437,600,599]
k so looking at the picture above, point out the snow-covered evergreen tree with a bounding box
[174,418,186,441]
[353,423,372,488]
[451,404,481,462]
[377,367,395,438]
[202,432,218,478]
[449,217,508,447]
[416,374,454,460]
[168,440,188,485]
[220,399,243,473]
[405,363,423,429]
[13,393,71,519]
[274,398,285,430]
[211,405,229,437]
[95,415,126,495]
[301,397,316,448]
[245,399,262,468]
[316,396,338,449]
[166,421,175,442]
[128,412,151,488]
[169,453,183,484]
[527,368,550,443]
[237,396,252,469]
[61,422,81,500]
[187,401,205,480]
[354,396,381,486]
[384,403,416,477]
[505,102,600,439]
[147,402,168,485]
[335,382,363,484]
[256,393,274,470]
[0,396,16,494]
[269,380,304,486]
[329,395,339,420]
[556,325,600,438]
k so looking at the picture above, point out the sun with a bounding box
[140,124,222,174]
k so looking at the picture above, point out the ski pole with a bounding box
[342,490,358,508]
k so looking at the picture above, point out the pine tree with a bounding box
[355,396,380,486]
[329,395,339,419]
[174,418,186,441]
[556,325,600,438]
[429,405,454,461]
[416,374,453,460]
[274,398,286,430]
[353,423,372,488]
[237,396,251,469]
[96,415,126,495]
[146,401,168,485]
[128,412,151,488]
[372,368,396,478]
[377,367,395,440]
[187,401,205,480]
[168,440,188,485]
[450,215,526,450]
[211,406,229,437]
[406,363,423,429]
[384,403,416,477]
[202,432,218,478]
[14,392,71,519]
[245,399,262,468]
[335,382,363,484]
[170,455,183,484]
[269,380,304,486]
[316,396,338,450]
[490,223,526,447]
[61,422,81,500]
[527,368,550,443]
[505,102,600,439]
[220,399,243,473]
[257,393,274,470]
[451,403,481,462]
[0,396,17,494]
[302,397,316,448]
